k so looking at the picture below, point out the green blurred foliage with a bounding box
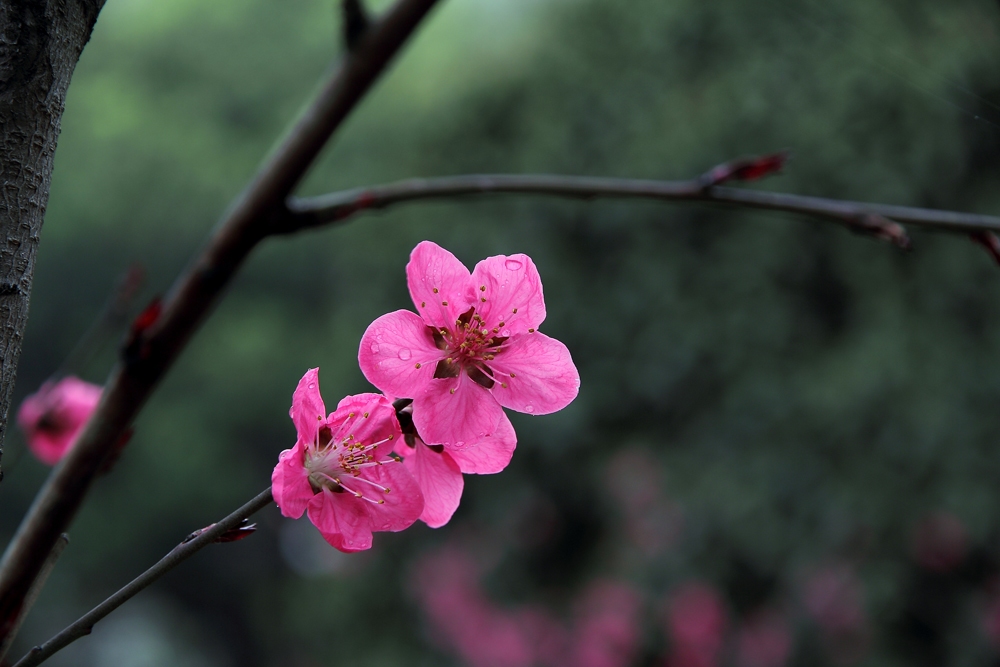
[4,0,1000,665]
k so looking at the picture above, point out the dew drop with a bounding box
[398,348,412,361]
[501,329,510,337]
[504,259,522,271]
[369,343,380,354]
[455,440,466,449]
[525,405,535,413]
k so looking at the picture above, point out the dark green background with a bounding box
[3,0,1000,665]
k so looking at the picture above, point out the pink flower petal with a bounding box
[307,488,374,553]
[407,240,475,328]
[356,460,425,532]
[413,373,505,447]
[328,393,402,458]
[271,441,314,519]
[406,442,464,528]
[17,376,102,466]
[290,368,325,446]
[489,332,580,415]
[359,310,443,399]
[446,411,517,475]
[471,253,546,334]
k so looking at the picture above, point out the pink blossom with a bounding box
[801,564,870,665]
[912,511,967,573]
[665,582,728,667]
[735,609,791,667]
[359,241,579,451]
[271,369,423,553]
[570,581,643,667]
[411,547,536,667]
[17,376,102,465]
[394,403,516,528]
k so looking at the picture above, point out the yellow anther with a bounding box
[421,301,426,307]
[528,328,535,333]
[502,382,508,388]
[510,372,516,377]
[512,308,518,314]
[450,388,456,394]
[480,285,486,291]
[432,288,439,293]
[498,321,505,327]
[415,362,421,369]
[442,301,448,306]
[363,412,369,418]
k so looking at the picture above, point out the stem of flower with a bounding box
[11,488,273,667]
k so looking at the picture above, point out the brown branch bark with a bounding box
[0,0,107,474]
[0,0,441,643]
[286,173,1000,242]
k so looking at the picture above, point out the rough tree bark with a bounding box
[0,0,106,472]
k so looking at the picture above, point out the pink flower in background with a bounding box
[17,376,102,465]
[411,547,536,667]
[801,564,870,665]
[570,581,643,667]
[735,609,792,667]
[359,240,580,449]
[665,582,728,667]
[395,405,516,528]
[271,369,423,552]
[912,511,968,573]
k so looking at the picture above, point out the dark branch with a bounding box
[0,0,441,642]
[286,172,1000,244]
[12,489,273,667]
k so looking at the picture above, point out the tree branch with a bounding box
[11,488,273,667]
[286,172,1000,244]
[0,0,108,475]
[0,0,441,641]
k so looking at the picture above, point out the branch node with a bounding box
[849,213,911,250]
[342,0,371,51]
[970,231,1000,266]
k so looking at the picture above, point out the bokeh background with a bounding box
[3,0,1000,665]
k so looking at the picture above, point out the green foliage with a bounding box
[4,0,1000,665]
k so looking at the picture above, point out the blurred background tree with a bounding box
[4,0,1000,665]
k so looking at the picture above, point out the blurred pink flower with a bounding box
[271,369,423,552]
[411,547,536,667]
[735,609,791,667]
[570,581,643,667]
[359,240,579,449]
[801,564,870,665]
[912,511,967,573]
[17,376,102,465]
[979,577,1000,649]
[665,582,728,667]
[608,448,683,556]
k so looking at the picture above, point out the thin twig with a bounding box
[11,489,273,667]
[0,535,68,664]
[0,0,441,641]
[286,173,1000,241]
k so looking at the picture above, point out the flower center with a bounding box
[430,308,508,389]
[304,425,393,504]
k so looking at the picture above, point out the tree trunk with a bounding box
[0,0,105,475]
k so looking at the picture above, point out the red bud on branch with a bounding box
[699,151,790,188]
[970,232,1000,266]
[849,213,911,250]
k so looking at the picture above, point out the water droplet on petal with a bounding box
[501,329,510,337]
[397,348,411,361]
[504,259,522,271]
[370,343,380,353]
[308,383,316,389]
[455,440,466,449]
[525,405,535,413]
